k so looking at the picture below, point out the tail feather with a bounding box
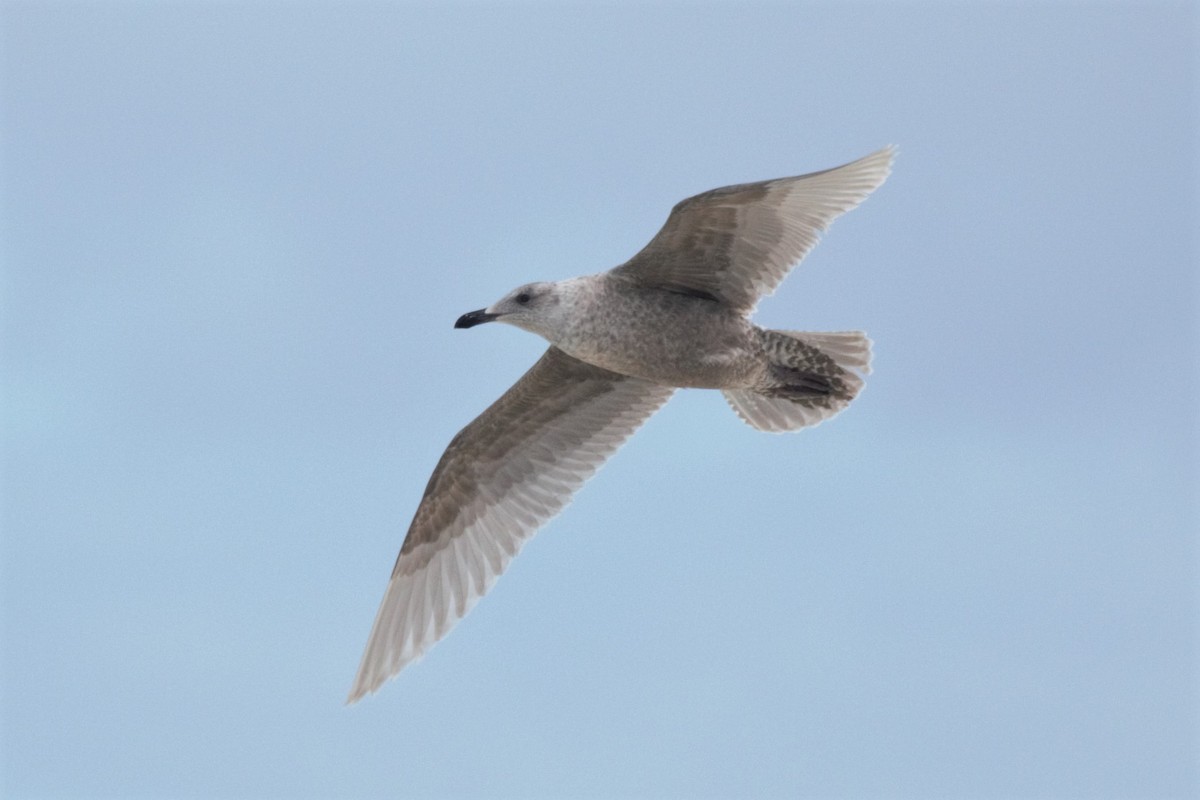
[723,330,871,433]
[781,330,872,375]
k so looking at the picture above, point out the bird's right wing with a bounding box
[611,146,894,313]
[347,346,674,703]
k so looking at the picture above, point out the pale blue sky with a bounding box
[2,2,1197,798]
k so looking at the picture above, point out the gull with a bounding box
[347,146,894,702]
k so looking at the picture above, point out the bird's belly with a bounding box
[577,346,752,388]
[558,304,762,389]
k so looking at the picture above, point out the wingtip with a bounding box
[345,671,392,705]
[840,145,896,194]
[345,658,400,705]
[345,680,371,706]
[876,143,898,172]
[864,143,897,172]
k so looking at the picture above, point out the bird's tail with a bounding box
[722,330,871,433]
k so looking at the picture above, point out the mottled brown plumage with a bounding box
[348,147,893,702]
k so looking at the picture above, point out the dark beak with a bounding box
[454,309,498,329]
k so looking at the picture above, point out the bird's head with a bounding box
[455,281,566,340]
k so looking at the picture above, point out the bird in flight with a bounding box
[348,146,894,702]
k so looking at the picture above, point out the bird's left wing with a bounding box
[348,346,674,702]
[611,146,894,313]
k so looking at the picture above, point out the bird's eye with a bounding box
[515,292,531,305]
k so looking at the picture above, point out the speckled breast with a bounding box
[556,280,763,389]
